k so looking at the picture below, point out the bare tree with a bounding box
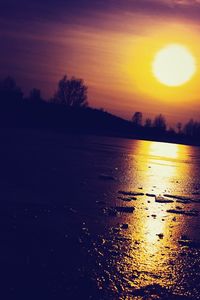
[144,118,152,128]
[153,114,166,131]
[176,122,182,134]
[54,75,88,107]
[132,112,142,127]
[183,119,200,137]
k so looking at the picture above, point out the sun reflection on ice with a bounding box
[126,140,191,288]
[149,141,179,159]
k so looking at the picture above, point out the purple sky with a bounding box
[1,0,200,123]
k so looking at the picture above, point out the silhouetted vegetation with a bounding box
[132,112,142,128]
[153,114,167,133]
[28,88,43,103]
[0,76,23,106]
[0,74,200,146]
[53,75,88,107]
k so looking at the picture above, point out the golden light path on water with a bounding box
[122,140,192,289]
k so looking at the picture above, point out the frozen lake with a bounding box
[1,129,200,299]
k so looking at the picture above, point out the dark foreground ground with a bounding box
[1,128,200,299]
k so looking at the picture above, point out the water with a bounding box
[1,130,200,299]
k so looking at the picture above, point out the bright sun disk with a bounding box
[152,44,196,87]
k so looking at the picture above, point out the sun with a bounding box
[152,44,196,87]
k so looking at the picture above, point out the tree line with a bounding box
[0,74,200,144]
[0,75,88,108]
[132,111,200,139]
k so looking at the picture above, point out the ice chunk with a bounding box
[146,193,156,197]
[167,209,199,216]
[99,174,115,181]
[155,196,174,203]
[118,190,144,196]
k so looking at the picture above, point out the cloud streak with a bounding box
[1,0,200,121]
[1,0,200,24]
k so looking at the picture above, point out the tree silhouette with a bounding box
[153,114,166,132]
[176,122,182,134]
[0,76,23,106]
[53,75,88,107]
[183,119,200,138]
[29,88,42,103]
[144,118,152,128]
[132,112,142,127]
[1,75,200,145]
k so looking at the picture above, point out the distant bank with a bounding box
[0,102,199,147]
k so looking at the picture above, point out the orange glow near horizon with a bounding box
[52,19,200,122]
[120,24,200,106]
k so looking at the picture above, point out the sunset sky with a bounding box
[1,0,200,124]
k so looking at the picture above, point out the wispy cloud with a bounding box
[1,0,200,121]
[1,0,200,24]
